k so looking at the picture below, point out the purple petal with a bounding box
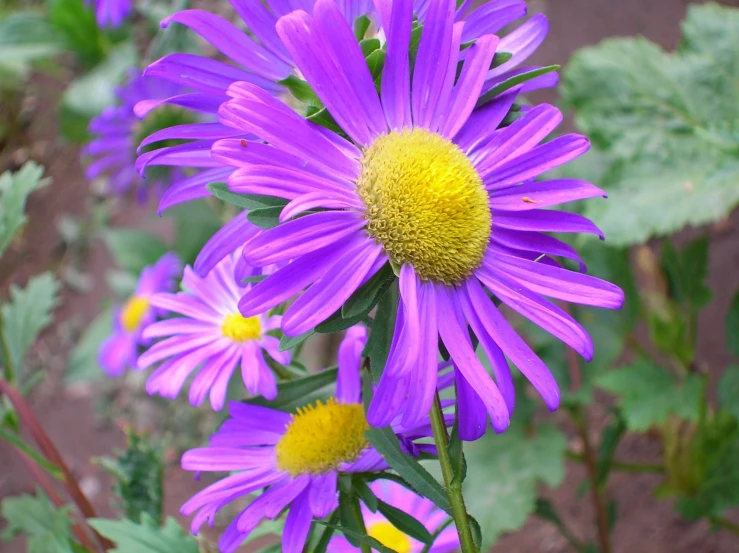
[308,471,338,518]
[493,209,605,239]
[487,13,548,80]
[195,214,260,277]
[380,0,413,130]
[455,366,488,441]
[491,228,587,271]
[453,88,518,153]
[461,0,527,43]
[283,488,313,553]
[337,325,368,403]
[158,167,233,214]
[490,178,606,211]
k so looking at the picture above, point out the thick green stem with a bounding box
[429,393,478,553]
[348,493,371,553]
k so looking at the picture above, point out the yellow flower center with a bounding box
[121,296,150,332]
[221,313,262,342]
[368,521,413,553]
[275,398,369,476]
[357,128,491,284]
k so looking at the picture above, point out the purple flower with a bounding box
[180,325,448,553]
[211,0,624,439]
[85,0,131,28]
[84,70,199,202]
[137,251,287,410]
[99,252,182,376]
[328,480,458,553]
[135,0,552,212]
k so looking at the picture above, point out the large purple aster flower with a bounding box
[328,480,458,553]
[137,250,286,410]
[98,252,181,376]
[84,69,205,203]
[181,325,446,553]
[210,0,624,438]
[135,0,553,211]
[85,0,131,28]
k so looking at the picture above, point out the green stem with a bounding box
[712,516,739,536]
[429,393,478,553]
[565,450,664,474]
[348,493,371,553]
[0,311,16,384]
[0,425,63,479]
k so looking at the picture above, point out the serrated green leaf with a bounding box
[726,290,739,357]
[65,306,113,384]
[0,489,76,553]
[376,499,433,544]
[463,424,567,549]
[102,228,168,274]
[246,367,338,412]
[718,365,739,420]
[1,272,60,383]
[89,515,198,553]
[97,429,164,523]
[596,359,703,431]
[0,162,48,258]
[365,426,452,515]
[354,478,379,513]
[562,5,739,245]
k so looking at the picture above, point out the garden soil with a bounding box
[2,0,739,552]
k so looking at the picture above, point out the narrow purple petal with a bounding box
[487,13,548,80]
[455,366,488,441]
[283,489,314,553]
[309,471,338,518]
[194,214,259,277]
[337,326,368,403]
[493,209,605,239]
[380,0,413,130]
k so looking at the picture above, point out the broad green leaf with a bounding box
[726,290,739,357]
[96,429,164,523]
[463,423,567,549]
[60,42,137,142]
[65,306,113,384]
[562,5,739,245]
[718,365,739,420]
[0,272,61,383]
[169,199,222,266]
[365,426,452,515]
[89,515,198,553]
[102,228,168,274]
[0,11,63,85]
[246,367,338,412]
[596,359,703,431]
[0,489,76,553]
[0,162,48,258]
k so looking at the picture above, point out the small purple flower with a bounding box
[180,325,449,553]
[328,480,458,553]
[99,252,181,376]
[84,70,195,202]
[137,251,287,410]
[211,0,624,438]
[134,0,553,212]
[85,0,131,28]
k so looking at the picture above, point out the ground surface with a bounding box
[1,0,739,552]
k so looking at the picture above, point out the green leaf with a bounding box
[312,512,340,553]
[169,199,222,266]
[96,429,164,523]
[0,489,76,553]
[562,5,739,245]
[61,42,137,142]
[376,499,433,544]
[363,282,398,382]
[247,206,284,229]
[366,49,386,82]
[661,236,712,311]
[0,272,61,382]
[447,421,467,487]
[354,14,371,40]
[360,37,381,57]
[596,359,703,431]
[354,478,379,513]
[463,423,567,549]
[246,367,338,412]
[278,75,322,108]
[314,308,368,334]
[596,413,627,487]
[47,0,106,67]
[342,264,394,320]
[314,520,397,553]
[102,228,169,274]
[718,365,739,420]
[280,329,315,352]
[365,426,452,515]
[0,162,48,258]
[307,107,344,134]
[726,290,739,357]
[89,515,199,553]
[476,65,559,107]
[65,306,114,384]
[0,11,64,85]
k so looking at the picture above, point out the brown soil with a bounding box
[2,0,739,552]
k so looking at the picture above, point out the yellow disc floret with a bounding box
[368,521,413,553]
[121,296,150,333]
[221,313,262,342]
[357,128,491,284]
[275,398,369,476]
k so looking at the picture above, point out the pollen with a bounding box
[357,128,491,284]
[121,296,150,333]
[221,313,262,342]
[275,398,369,476]
[368,521,413,553]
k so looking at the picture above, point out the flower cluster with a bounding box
[94,0,624,551]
